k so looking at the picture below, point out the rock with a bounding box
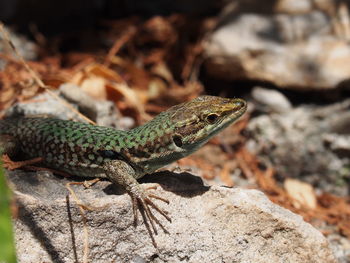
[8,170,336,263]
[59,83,98,121]
[0,26,37,70]
[4,92,74,120]
[2,84,134,130]
[251,86,292,113]
[246,98,350,196]
[276,0,314,13]
[328,233,350,263]
[204,10,350,90]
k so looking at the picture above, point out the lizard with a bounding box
[0,95,247,246]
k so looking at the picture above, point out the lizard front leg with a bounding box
[102,160,171,247]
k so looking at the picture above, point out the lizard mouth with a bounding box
[212,100,247,133]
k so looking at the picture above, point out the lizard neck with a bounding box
[124,112,185,174]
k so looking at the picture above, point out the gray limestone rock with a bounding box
[0,26,37,70]
[205,10,350,90]
[251,87,292,113]
[3,84,134,130]
[247,98,350,196]
[8,170,336,263]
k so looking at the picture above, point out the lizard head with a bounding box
[169,95,247,151]
[127,95,247,173]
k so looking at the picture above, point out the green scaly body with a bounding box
[0,96,246,179]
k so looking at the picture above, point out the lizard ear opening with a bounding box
[206,113,219,124]
[172,135,183,147]
[98,150,124,160]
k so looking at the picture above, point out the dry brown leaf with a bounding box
[177,156,215,180]
[284,178,317,210]
[109,56,151,90]
[219,163,234,187]
[150,62,174,84]
[104,26,136,67]
[140,16,176,45]
[80,76,107,100]
[147,78,168,100]
[84,63,124,83]
[107,82,146,118]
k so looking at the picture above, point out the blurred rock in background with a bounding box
[204,0,350,90]
[248,87,350,196]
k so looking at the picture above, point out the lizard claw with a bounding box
[130,188,171,248]
[102,160,171,248]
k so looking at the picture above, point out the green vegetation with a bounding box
[0,162,17,263]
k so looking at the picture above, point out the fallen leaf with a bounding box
[219,163,234,187]
[284,178,317,209]
[85,63,124,83]
[80,76,107,100]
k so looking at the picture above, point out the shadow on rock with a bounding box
[103,170,210,198]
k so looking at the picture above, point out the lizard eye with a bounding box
[172,135,183,147]
[206,113,219,124]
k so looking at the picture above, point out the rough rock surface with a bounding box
[251,86,292,113]
[3,84,134,130]
[8,170,336,263]
[0,26,37,70]
[205,10,350,90]
[247,93,350,196]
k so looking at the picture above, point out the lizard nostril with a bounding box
[235,100,246,109]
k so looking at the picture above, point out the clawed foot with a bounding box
[102,160,172,248]
[131,186,171,248]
